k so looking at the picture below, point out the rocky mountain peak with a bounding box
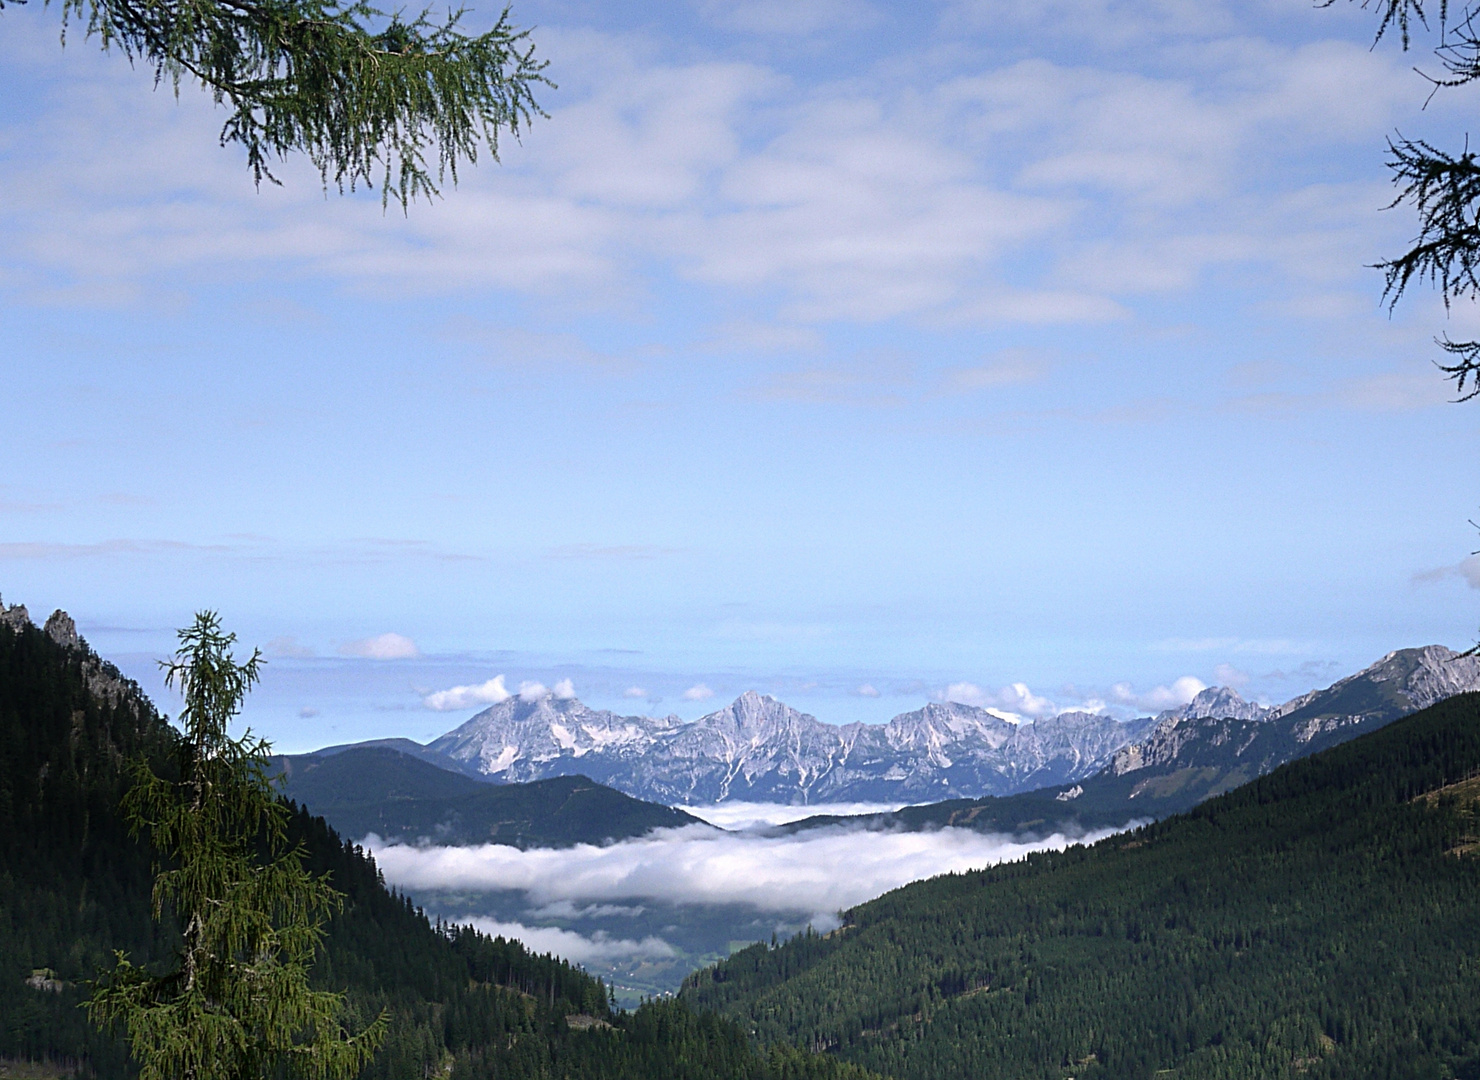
[1387,645,1480,711]
[1176,686,1270,723]
[43,610,79,649]
[883,702,1015,752]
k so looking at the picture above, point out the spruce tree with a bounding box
[2,0,549,207]
[88,612,384,1080]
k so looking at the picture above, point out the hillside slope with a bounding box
[684,692,1480,1080]
[0,605,868,1080]
[273,747,705,847]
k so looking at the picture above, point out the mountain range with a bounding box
[422,692,1160,804]
[784,643,1480,837]
[329,644,1480,808]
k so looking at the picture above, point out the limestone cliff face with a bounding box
[430,690,1147,805]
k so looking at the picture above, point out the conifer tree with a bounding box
[1,0,549,207]
[88,612,385,1080]
[1340,0,1480,396]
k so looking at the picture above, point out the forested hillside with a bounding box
[0,613,871,1080]
[273,746,704,848]
[685,692,1480,1080]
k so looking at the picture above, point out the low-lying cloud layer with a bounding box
[370,821,1129,921]
[462,918,676,966]
[678,801,906,830]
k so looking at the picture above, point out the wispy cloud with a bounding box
[1151,637,1312,655]
[1413,555,1480,589]
[13,15,1419,327]
[682,683,715,701]
[339,633,420,660]
[544,544,679,560]
[265,635,315,658]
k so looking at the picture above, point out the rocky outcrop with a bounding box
[43,609,79,649]
[0,596,31,632]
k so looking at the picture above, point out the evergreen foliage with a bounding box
[684,692,1480,1080]
[0,610,873,1080]
[1337,0,1480,396]
[2,0,548,206]
[87,613,384,1080]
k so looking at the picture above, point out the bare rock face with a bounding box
[1175,687,1271,723]
[430,690,1147,805]
[0,596,31,631]
[44,609,79,649]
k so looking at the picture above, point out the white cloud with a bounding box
[678,801,906,830]
[623,686,650,698]
[855,683,880,697]
[423,675,511,712]
[939,680,1054,718]
[339,632,420,660]
[942,681,990,707]
[369,821,1131,920]
[682,683,714,701]
[518,681,550,702]
[997,681,1055,717]
[552,678,577,700]
[1112,675,1207,711]
[461,918,676,965]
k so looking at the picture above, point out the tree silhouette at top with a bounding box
[3,0,549,207]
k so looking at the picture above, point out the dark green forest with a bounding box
[683,691,1480,1080]
[0,616,872,1080]
[272,746,705,848]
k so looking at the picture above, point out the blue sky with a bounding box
[4,0,1480,751]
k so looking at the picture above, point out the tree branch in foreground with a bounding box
[14,0,550,207]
